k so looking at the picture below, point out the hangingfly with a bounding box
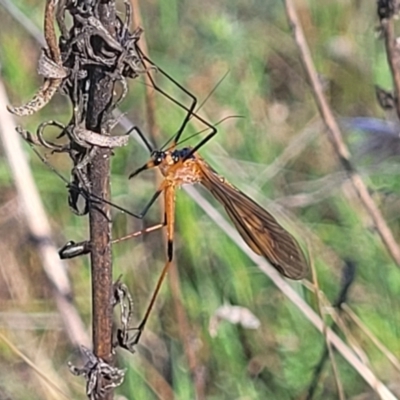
[129,146,308,280]
[55,43,309,346]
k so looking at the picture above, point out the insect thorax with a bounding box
[159,148,202,186]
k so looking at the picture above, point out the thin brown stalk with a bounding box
[283,0,400,266]
[330,308,370,366]
[86,1,115,369]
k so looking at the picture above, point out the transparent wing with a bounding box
[198,159,308,280]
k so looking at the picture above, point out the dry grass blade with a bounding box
[302,280,371,368]
[130,0,159,141]
[0,332,70,399]
[342,303,400,373]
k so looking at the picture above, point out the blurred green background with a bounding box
[1,0,400,399]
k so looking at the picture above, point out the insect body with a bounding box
[130,146,308,280]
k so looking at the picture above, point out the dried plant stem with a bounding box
[88,146,113,359]
[283,0,400,266]
[85,1,115,373]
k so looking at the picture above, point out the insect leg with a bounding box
[137,48,220,147]
[137,48,197,146]
[134,258,173,345]
[111,222,165,245]
[128,125,154,153]
[59,222,165,259]
[186,123,217,158]
[60,182,166,258]
[139,50,218,153]
[131,186,175,345]
[165,185,175,261]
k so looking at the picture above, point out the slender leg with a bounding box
[111,222,165,244]
[137,49,197,145]
[141,52,217,155]
[136,47,217,148]
[59,222,165,259]
[131,186,176,345]
[186,125,217,158]
[165,186,175,261]
[128,125,154,153]
[133,258,172,345]
[59,185,166,258]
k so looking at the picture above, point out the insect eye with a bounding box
[152,151,164,166]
